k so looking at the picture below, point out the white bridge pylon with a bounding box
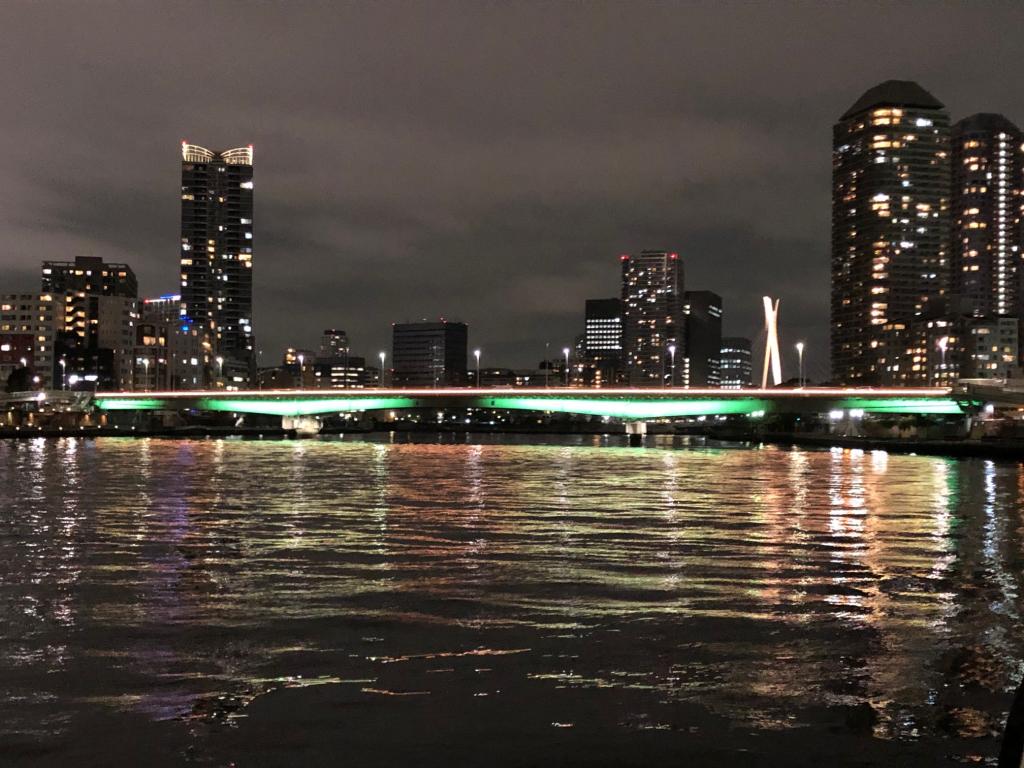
[761,296,782,389]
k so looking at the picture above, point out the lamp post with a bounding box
[938,336,949,382]
[379,351,386,387]
[474,348,481,388]
[215,355,223,388]
[795,342,804,388]
[142,357,150,392]
[563,347,570,387]
[668,344,676,387]
[544,342,550,388]
[297,354,304,389]
[59,358,66,391]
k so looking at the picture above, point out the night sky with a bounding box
[2,2,1023,377]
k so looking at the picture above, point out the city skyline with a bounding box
[3,4,1024,375]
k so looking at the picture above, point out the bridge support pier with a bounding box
[282,415,322,437]
[625,421,647,446]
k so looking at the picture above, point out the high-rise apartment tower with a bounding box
[831,81,951,384]
[180,142,255,386]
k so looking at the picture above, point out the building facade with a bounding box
[320,329,350,358]
[0,294,59,389]
[897,314,1019,386]
[683,290,722,387]
[950,113,1024,319]
[831,80,951,384]
[620,251,684,387]
[180,142,255,387]
[583,298,623,387]
[392,321,468,387]
[41,256,138,298]
[312,356,380,389]
[719,337,753,389]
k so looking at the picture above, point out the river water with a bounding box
[2,434,1024,766]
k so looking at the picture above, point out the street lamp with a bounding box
[474,348,481,388]
[19,357,27,368]
[545,342,550,388]
[563,347,570,386]
[297,354,304,389]
[938,336,949,382]
[142,357,150,392]
[795,342,805,388]
[668,344,676,387]
[59,358,66,391]
[379,351,386,387]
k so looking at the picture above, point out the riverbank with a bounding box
[761,431,1024,460]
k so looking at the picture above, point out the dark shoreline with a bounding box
[761,431,1024,461]
[2,423,1023,460]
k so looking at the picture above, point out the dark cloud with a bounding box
[1,1,1023,374]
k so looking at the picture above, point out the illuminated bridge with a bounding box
[92,387,970,422]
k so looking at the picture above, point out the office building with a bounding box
[831,80,951,384]
[683,290,722,387]
[93,295,137,390]
[320,329,350,357]
[283,348,316,366]
[620,250,685,386]
[583,298,623,386]
[0,294,60,389]
[41,256,137,298]
[133,320,168,392]
[473,368,517,387]
[180,142,255,387]
[392,321,468,387]
[134,294,205,391]
[49,291,137,391]
[720,337,753,389]
[313,356,378,389]
[950,113,1024,318]
[899,315,1019,385]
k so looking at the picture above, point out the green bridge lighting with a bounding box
[91,389,969,419]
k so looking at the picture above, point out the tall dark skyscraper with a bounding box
[683,290,722,387]
[831,81,951,384]
[620,250,684,387]
[180,142,255,387]
[951,113,1024,318]
[392,321,468,387]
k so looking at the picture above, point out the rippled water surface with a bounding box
[3,434,1024,766]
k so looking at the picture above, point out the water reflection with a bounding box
[1,436,1023,765]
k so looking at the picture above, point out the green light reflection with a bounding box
[197,397,419,416]
[93,398,167,411]
[480,397,770,419]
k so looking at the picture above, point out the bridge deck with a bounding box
[91,387,967,419]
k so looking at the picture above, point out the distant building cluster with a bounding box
[2,143,257,393]
[831,80,1024,385]
[571,250,739,388]
[24,77,1024,396]
[0,134,759,392]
